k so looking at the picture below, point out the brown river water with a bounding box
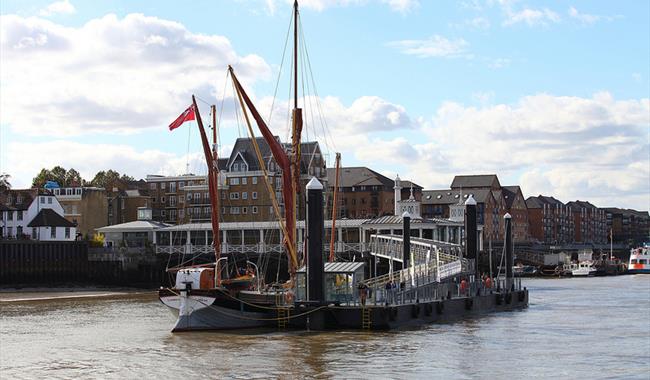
[1,276,649,379]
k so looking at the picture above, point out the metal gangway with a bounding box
[359,234,473,306]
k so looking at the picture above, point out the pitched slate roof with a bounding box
[326,167,394,188]
[422,188,493,205]
[450,174,500,189]
[526,195,565,208]
[0,189,40,211]
[566,200,598,209]
[502,186,523,209]
[27,209,75,227]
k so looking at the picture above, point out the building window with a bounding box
[242,192,248,200]
[231,207,240,215]
[170,182,176,192]
[32,228,37,238]
[161,210,166,217]
[194,193,201,200]
[275,178,281,189]
[252,177,257,185]
[187,194,192,201]
[252,192,258,200]
[242,207,248,214]
[50,227,56,239]
[65,227,70,239]
[76,188,82,195]
[161,197,166,204]
[161,182,166,190]
[179,209,185,219]
[54,189,60,195]
[204,207,210,215]
[121,201,125,210]
[222,207,226,214]
[252,206,258,214]
[233,163,239,171]
[204,192,209,199]
[231,178,240,185]
[150,183,156,190]
[17,226,23,237]
[221,192,226,199]
[230,192,239,200]
[48,197,52,204]
[242,177,247,185]
[170,196,176,207]
[41,197,45,204]
[179,181,185,189]
[17,211,22,221]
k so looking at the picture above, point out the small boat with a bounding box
[571,261,597,277]
[513,264,537,277]
[628,244,650,274]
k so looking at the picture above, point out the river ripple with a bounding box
[1,276,648,379]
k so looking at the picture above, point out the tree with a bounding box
[32,168,53,188]
[0,173,11,192]
[50,166,67,185]
[90,170,134,188]
[65,168,83,187]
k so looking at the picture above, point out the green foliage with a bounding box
[89,233,105,248]
[0,173,10,192]
[31,167,135,189]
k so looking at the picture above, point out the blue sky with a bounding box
[1,0,649,209]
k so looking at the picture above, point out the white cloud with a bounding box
[388,35,470,58]
[450,16,491,30]
[503,7,561,26]
[381,0,419,14]
[0,13,271,136]
[422,92,649,208]
[567,6,600,24]
[39,0,76,16]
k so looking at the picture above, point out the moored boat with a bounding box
[628,244,650,274]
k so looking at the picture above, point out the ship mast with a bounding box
[211,104,222,285]
[329,153,341,262]
[290,0,303,266]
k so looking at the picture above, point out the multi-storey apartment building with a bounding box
[605,207,650,245]
[526,195,573,244]
[147,137,327,224]
[325,168,421,219]
[502,186,530,242]
[52,186,108,239]
[422,188,499,240]
[106,179,152,226]
[566,200,607,244]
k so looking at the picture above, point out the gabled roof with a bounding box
[227,136,277,171]
[217,158,229,171]
[0,189,41,211]
[422,188,493,205]
[502,186,523,209]
[525,197,543,209]
[27,209,75,227]
[326,167,394,188]
[450,174,500,189]
[526,195,565,208]
[566,200,598,209]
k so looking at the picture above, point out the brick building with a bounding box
[325,168,421,219]
[421,188,499,240]
[526,195,573,244]
[502,186,530,242]
[106,179,152,226]
[566,200,607,244]
[605,208,650,245]
[147,137,327,224]
[53,186,108,239]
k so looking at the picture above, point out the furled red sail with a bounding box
[230,73,298,274]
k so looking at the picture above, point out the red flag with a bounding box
[168,105,196,131]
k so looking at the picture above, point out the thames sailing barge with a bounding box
[158,1,528,331]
